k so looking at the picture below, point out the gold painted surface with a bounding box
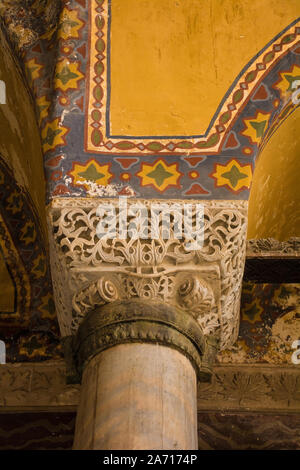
[110,0,299,136]
[218,283,300,364]
[0,213,31,324]
[0,28,46,228]
[248,107,300,240]
[0,0,61,52]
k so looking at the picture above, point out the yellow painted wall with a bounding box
[0,28,46,225]
[247,107,300,240]
[110,0,299,136]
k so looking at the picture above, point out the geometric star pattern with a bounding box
[241,111,272,146]
[210,159,252,193]
[136,159,183,192]
[274,65,300,98]
[54,59,84,92]
[69,160,113,190]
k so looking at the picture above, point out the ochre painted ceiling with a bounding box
[110,0,299,136]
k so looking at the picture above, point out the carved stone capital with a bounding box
[47,197,248,362]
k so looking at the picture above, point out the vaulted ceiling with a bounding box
[0,25,60,361]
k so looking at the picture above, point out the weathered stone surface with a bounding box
[74,343,198,450]
[0,361,79,411]
[1,361,299,414]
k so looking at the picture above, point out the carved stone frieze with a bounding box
[47,198,248,350]
[247,237,300,258]
[1,361,299,414]
[0,361,79,411]
[198,365,300,411]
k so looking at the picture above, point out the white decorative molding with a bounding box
[47,198,248,350]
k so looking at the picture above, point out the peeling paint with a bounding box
[75,180,122,197]
[218,284,300,365]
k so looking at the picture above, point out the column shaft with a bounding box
[73,343,198,450]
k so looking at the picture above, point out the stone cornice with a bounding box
[245,238,300,283]
[1,361,299,414]
[246,238,300,258]
[0,361,79,413]
[198,364,300,413]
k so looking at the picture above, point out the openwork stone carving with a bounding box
[48,198,247,350]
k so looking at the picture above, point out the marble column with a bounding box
[48,197,248,450]
[73,343,198,450]
[70,299,206,449]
